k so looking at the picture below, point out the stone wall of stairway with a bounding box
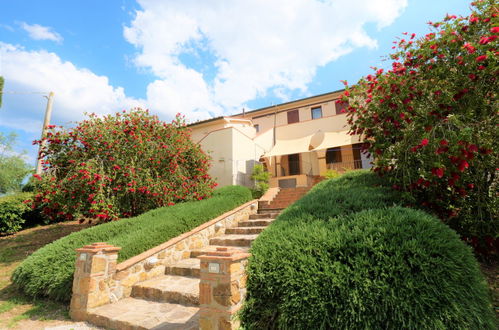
[73,200,258,308]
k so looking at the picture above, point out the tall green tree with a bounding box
[0,132,32,194]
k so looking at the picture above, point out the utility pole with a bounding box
[35,91,54,175]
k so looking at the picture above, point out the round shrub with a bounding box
[30,109,216,222]
[241,207,495,329]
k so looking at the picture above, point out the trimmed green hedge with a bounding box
[240,171,495,329]
[0,192,34,235]
[12,185,252,302]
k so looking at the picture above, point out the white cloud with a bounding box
[124,0,407,119]
[20,22,64,43]
[0,43,144,132]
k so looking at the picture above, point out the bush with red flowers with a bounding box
[30,109,216,222]
[343,0,498,254]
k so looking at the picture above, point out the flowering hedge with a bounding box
[30,109,216,221]
[343,0,498,254]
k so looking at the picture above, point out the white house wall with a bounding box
[231,128,266,187]
[198,128,234,188]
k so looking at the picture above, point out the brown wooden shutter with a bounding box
[287,110,299,124]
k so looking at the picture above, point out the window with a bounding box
[288,154,300,175]
[287,109,299,124]
[311,106,322,119]
[326,147,342,164]
[254,124,260,133]
[335,100,348,115]
[352,143,362,169]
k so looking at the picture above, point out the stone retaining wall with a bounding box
[70,199,257,319]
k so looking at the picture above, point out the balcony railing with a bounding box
[327,160,363,171]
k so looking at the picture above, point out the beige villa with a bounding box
[189,89,372,189]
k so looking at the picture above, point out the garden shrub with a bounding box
[324,169,341,179]
[280,170,399,221]
[30,109,216,222]
[241,179,495,328]
[251,163,270,198]
[343,0,498,253]
[12,185,252,302]
[0,193,31,235]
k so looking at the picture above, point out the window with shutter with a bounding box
[287,110,299,124]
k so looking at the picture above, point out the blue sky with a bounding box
[0,0,472,165]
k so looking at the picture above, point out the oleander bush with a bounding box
[343,0,498,254]
[29,109,216,222]
[240,172,495,329]
[12,185,252,302]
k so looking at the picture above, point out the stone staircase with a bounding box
[259,176,324,210]
[259,186,311,210]
[84,209,280,330]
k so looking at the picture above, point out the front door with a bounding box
[288,154,300,175]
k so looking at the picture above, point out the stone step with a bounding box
[165,258,200,278]
[132,275,199,306]
[249,213,278,219]
[225,226,266,235]
[257,205,284,211]
[238,219,273,227]
[87,297,199,330]
[209,234,259,247]
[189,246,249,258]
[273,196,304,200]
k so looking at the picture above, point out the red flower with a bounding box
[463,43,476,54]
[479,35,497,44]
[476,55,487,62]
[431,167,445,178]
[468,144,478,153]
[420,138,429,146]
[458,160,469,172]
[491,26,499,33]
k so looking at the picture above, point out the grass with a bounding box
[0,221,92,328]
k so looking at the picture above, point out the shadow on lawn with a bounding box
[0,283,69,327]
[0,221,93,265]
[0,221,91,327]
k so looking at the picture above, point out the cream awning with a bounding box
[263,130,361,158]
[265,135,313,157]
[310,131,362,151]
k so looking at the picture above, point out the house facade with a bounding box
[189,90,372,188]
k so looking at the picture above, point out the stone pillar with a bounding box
[70,242,121,321]
[198,247,251,330]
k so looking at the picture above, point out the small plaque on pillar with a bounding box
[208,262,220,273]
